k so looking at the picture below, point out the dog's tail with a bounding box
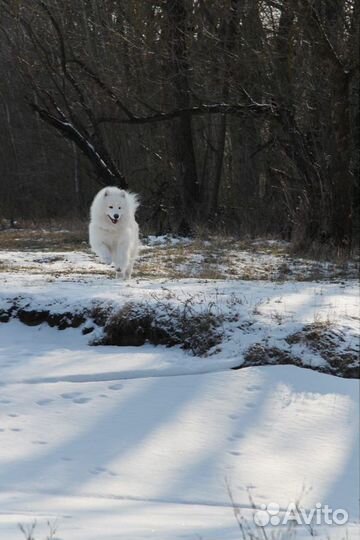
[126,191,140,216]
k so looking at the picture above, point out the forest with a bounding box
[0,3,359,538]
[0,0,358,251]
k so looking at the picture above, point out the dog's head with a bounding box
[91,186,139,225]
[103,188,127,225]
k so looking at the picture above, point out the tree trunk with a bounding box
[208,0,240,219]
[329,71,353,249]
[163,0,200,228]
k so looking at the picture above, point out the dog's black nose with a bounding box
[113,214,119,219]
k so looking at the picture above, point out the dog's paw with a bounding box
[115,268,125,279]
[97,251,112,265]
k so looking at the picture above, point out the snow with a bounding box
[0,244,359,539]
[1,233,358,282]
[145,235,192,246]
[0,266,358,375]
[0,321,359,539]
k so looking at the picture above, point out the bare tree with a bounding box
[0,0,358,250]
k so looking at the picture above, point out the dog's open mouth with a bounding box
[107,215,119,224]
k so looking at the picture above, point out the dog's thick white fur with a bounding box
[89,186,140,279]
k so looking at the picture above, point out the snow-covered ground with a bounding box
[0,264,358,376]
[0,232,358,281]
[0,237,359,539]
[0,322,359,540]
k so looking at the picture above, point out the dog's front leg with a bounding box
[91,241,112,265]
[114,241,130,280]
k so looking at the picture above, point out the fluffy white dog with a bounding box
[89,186,139,279]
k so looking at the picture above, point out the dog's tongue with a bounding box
[108,215,118,224]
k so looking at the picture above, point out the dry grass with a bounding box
[18,519,58,540]
[1,225,358,281]
[0,225,87,251]
[291,236,360,262]
[94,300,223,356]
[241,339,359,379]
[241,345,304,370]
[1,296,223,357]
[286,322,359,378]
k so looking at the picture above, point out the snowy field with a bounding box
[0,232,359,539]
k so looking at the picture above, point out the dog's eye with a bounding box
[109,206,113,209]
[118,207,121,210]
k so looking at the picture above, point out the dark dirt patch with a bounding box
[286,323,359,378]
[0,309,10,323]
[1,300,222,357]
[17,308,86,330]
[94,301,223,356]
[239,345,304,370]
[240,324,359,379]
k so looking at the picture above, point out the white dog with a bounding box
[89,186,139,279]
